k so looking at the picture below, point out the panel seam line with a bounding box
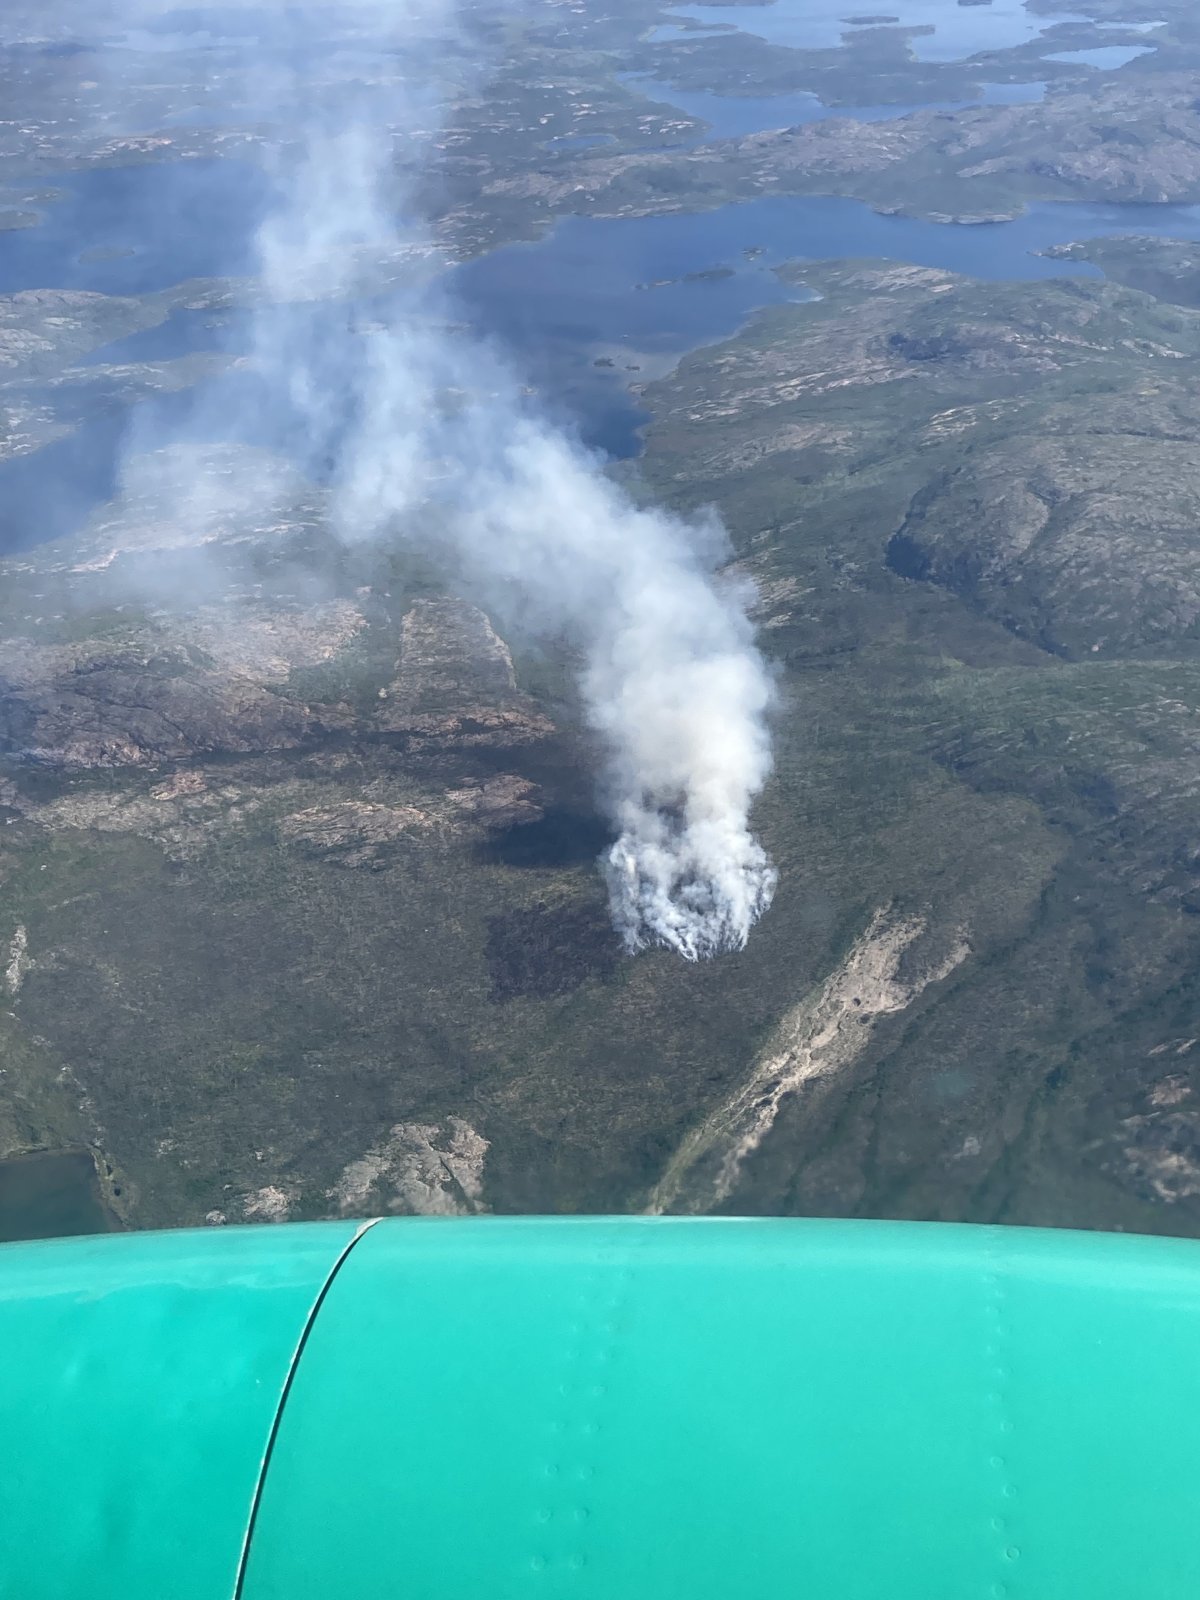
[232,1217,383,1598]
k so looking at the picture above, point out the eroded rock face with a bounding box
[444,773,543,829]
[0,635,353,767]
[649,906,971,1215]
[4,926,29,997]
[0,555,554,773]
[888,432,1200,656]
[328,1117,490,1216]
[1121,1113,1200,1204]
[279,801,438,867]
[393,597,519,706]
[174,600,368,682]
[278,775,544,867]
[375,597,554,749]
[242,1184,293,1223]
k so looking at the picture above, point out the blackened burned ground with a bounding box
[479,808,614,870]
[486,899,621,1002]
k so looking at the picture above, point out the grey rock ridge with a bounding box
[479,77,1200,227]
[888,430,1200,657]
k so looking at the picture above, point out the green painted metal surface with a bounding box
[244,1218,1200,1600]
[0,1220,363,1600]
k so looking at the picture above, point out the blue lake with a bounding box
[621,71,1046,143]
[654,0,1091,62]
[7,133,1200,548]
[1042,44,1156,68]
[0,160,277,295]
[447,194,1200,452]
[74,185,1200,470]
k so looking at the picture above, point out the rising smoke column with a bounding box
[437,405,778,959]
[167,1,780,957]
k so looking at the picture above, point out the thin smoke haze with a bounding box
[125,0,780,958]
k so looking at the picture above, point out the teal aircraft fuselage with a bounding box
[1,1216,1199,1598]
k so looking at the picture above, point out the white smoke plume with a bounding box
[460,430,777,959]
[140,1,780,957]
